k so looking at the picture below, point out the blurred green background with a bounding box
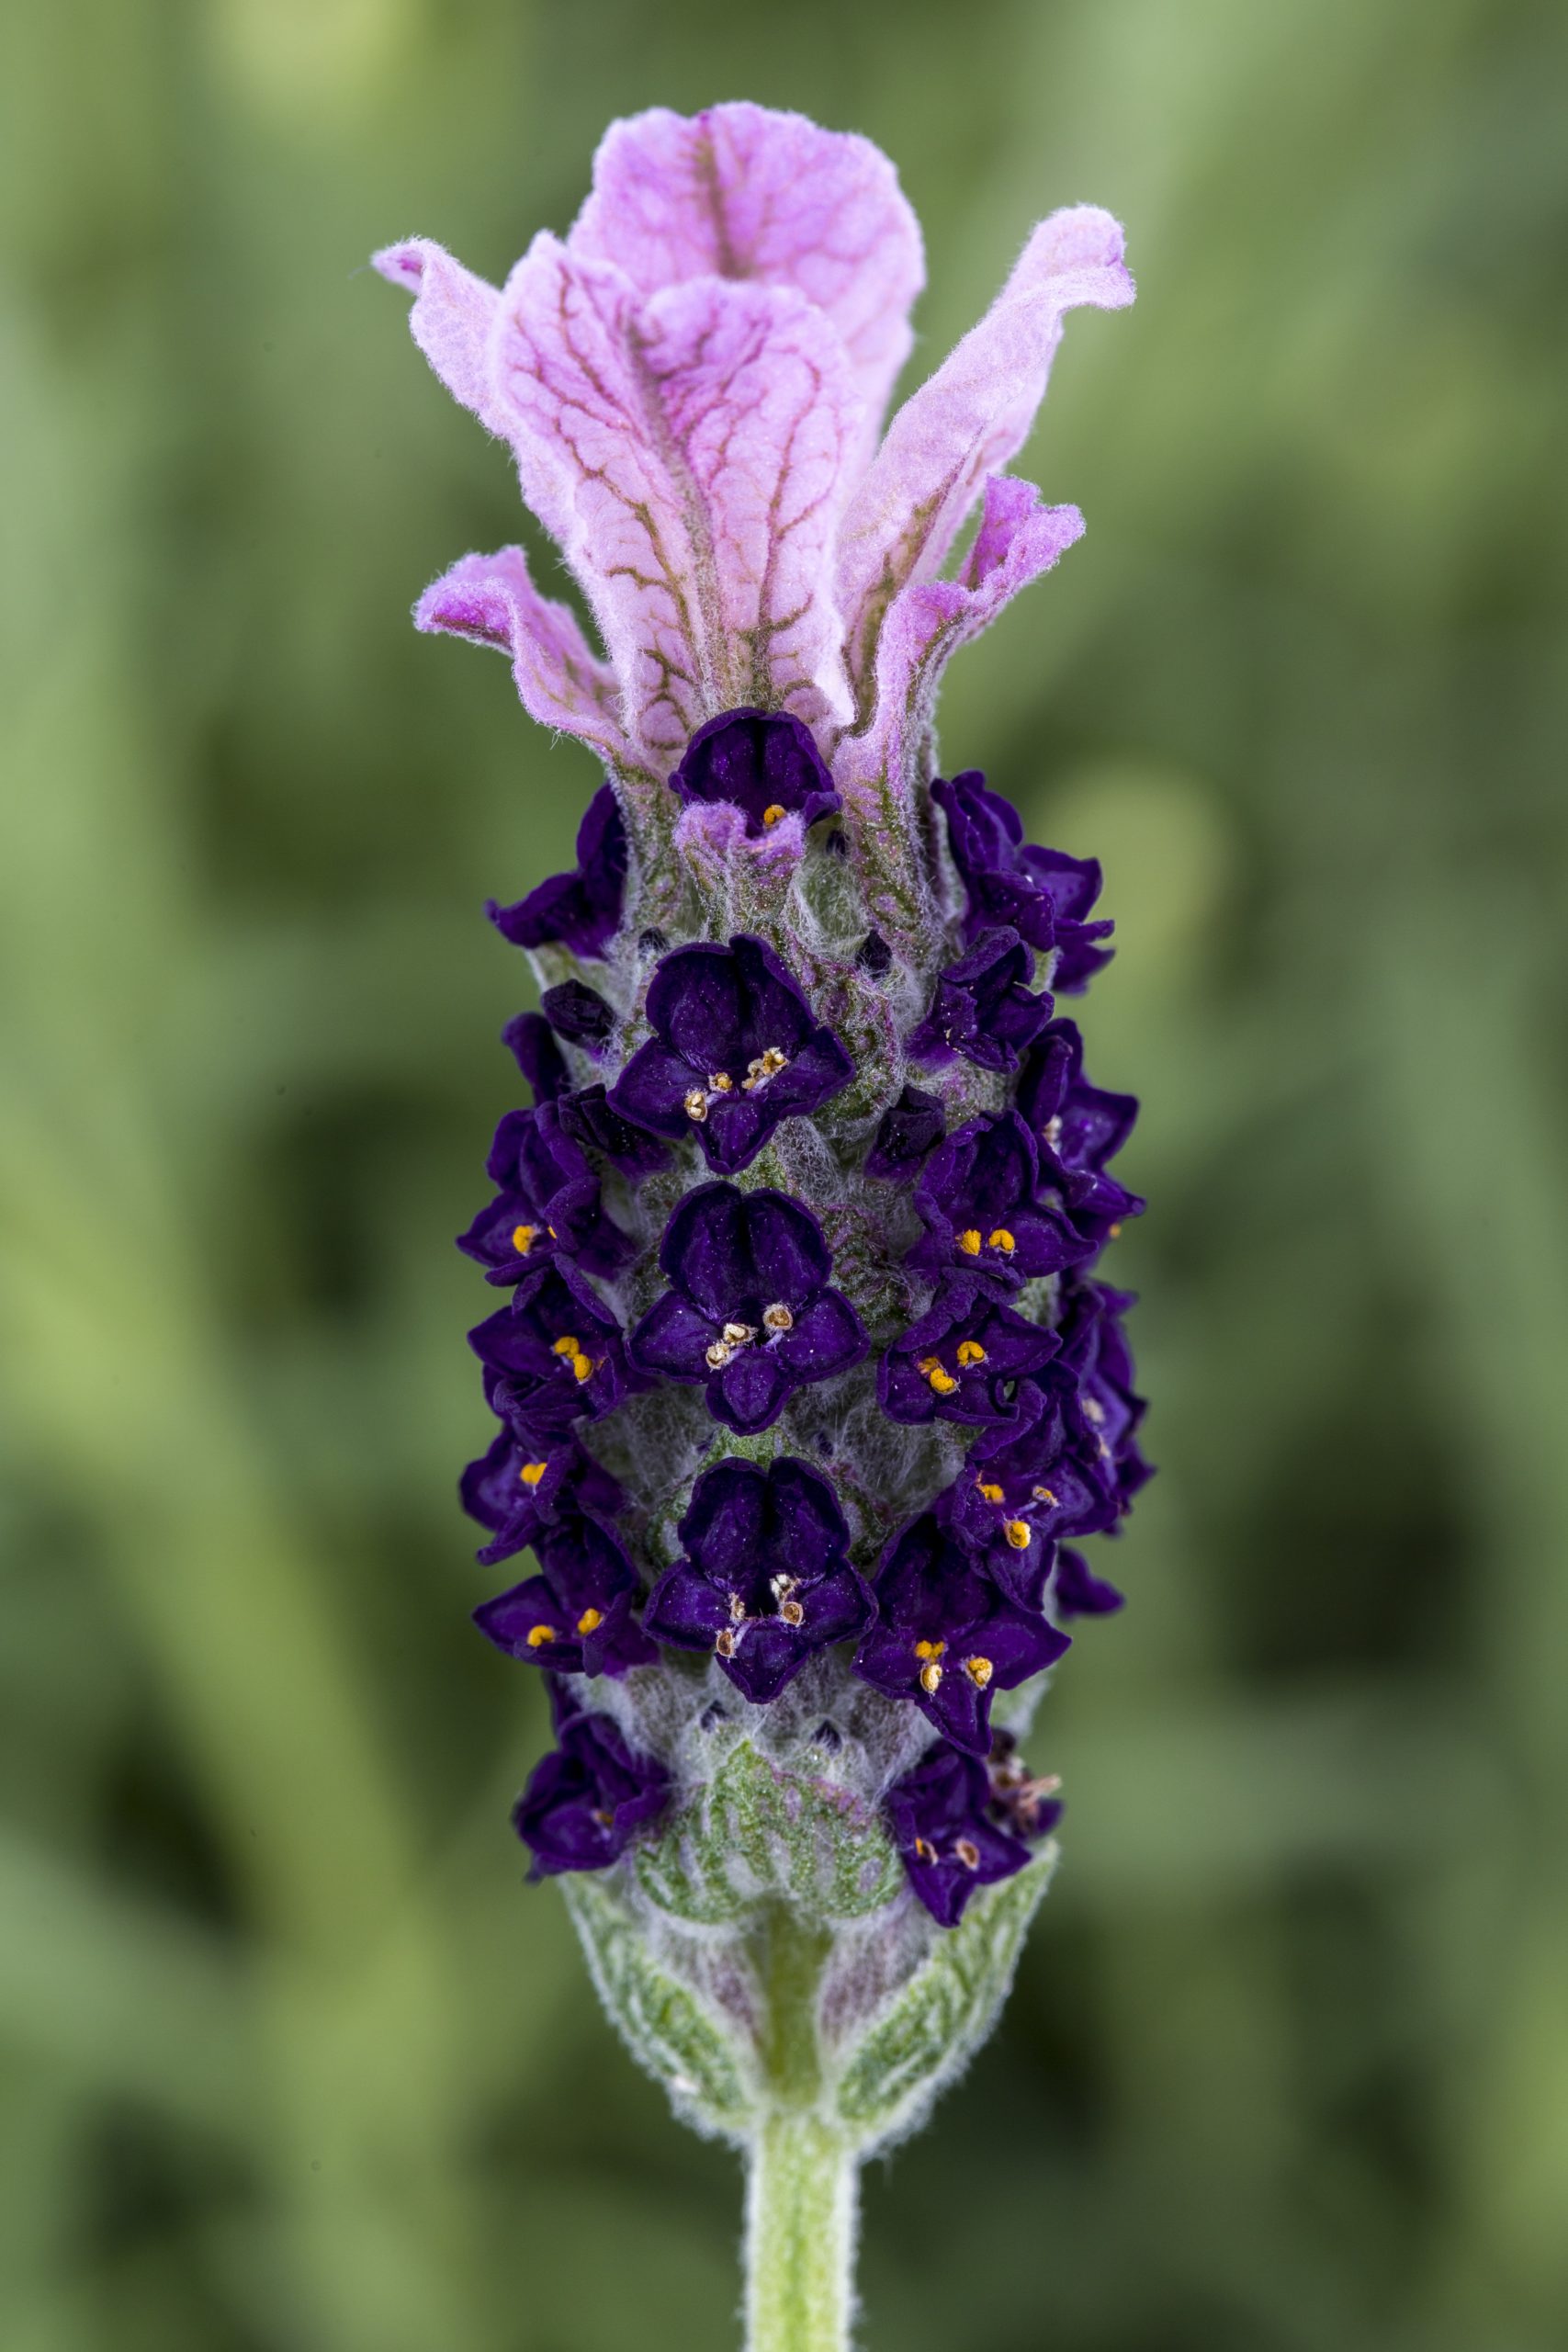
[4,1,1566,2346]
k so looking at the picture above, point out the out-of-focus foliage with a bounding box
[2,1,1565,2346]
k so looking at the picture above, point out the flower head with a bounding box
[469,1261,637,1439]
[631,1182,866,1435]
[908,1110,1089,1296]
[906,928,1053,1072]
[932,772,1113,991]
[879,1288,1057,1428]
[461,1427,626,1568]
[1018,1018,1143,1242]
[513,1695,671,1876]
[611,934,852,1175]
[458,1101,633,1283]
[885,1740,1041,1927]
[488,782,626,961]
[645,1456,872,1702]
[473,1503,657,1677]
[670,707,840,836]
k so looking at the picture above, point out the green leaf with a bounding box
[831,1844,1057,2152]
[560,1873,758,2143]
[635,1739,906,1927]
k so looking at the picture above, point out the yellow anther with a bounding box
[957,1227,982,1257]
[761,803,786,827]
[955,1340,987,1368]
[570,1352,594,1384]
[525,1624,557,1649]
[780,1598,805,1627]
[520,1461,548,1487]
[977,1481,1005,1504]
[913,1639,947,1661]
[1109,1221,1122,1238]
[591,1807,615,1828]
[1043,1115,1064,1149]
[721,1320,754,1347]
[954,1837,981,1870]
[512,1223,538,1256]
[919,1660,944,1694]
[705,1340,732,1370]
[928,1366,959,1395]
[759,1047,787,1076]
[914,1836,937,1864]
[728,1592,748,1623]
[1031,1484,1057,1506]
[715,1627,737,1658]
[1003,1520,1032,1551]
[709,1071,734,1092]
[916,1355,942,1376]
[552,1335,579,1357]
[962,1655,994,1689]
[576,1608,604,1635]
[683,1087,709,1122]
[762,1302,794,1332]
[987,1227,1016,1255]
[1083,1397,1105,1424]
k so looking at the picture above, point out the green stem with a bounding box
[742,1906,860,2352]
[743,2109,859,2352]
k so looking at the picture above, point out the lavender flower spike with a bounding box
[378,100,1143,2352]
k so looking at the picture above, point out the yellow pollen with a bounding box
[987,1227,1016,1254]
[728,1592,748,1623]
[928,1366,959,1395]
[570,1352,594,1384]
[525,1625,557,1649]
[552,1335,579,1357]
[963,1655,994,1689]
[977,1481,1005,1503]
[591,1808,615,1828]
[954,1837,981,1870]
[576,1607,604,1635]
[683,1087,708,1122]
[760,1047,787,1075]
[1003,1520,1032,1550]
[957,1227,982,1257]
[715,1628,737,1658]
[913,1639,947,1661]
[512,1223,538,1255]
[761,803,786,827]
[955,1340,987,1367]
[705,1341,732,1370]
[1109,1222,1122,1238]
[709,1071,734,1092]
[520,1461,548,1487]
[914,1836,937,1864]
[1032,1484,1057,1506]
[762,1302,794,1332]
[780,1599,805,1627]
[722,1321,754,1347]
[919,1660,944,1694]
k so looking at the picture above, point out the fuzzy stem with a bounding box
[742,1906,860,2352]
[743,2110,859,2352]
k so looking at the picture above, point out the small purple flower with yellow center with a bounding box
[952,1371,1111,1603]
[670,706,840,836]
[1055,1277,1152,1521]
[469,1261,637,1439]
[513,1687,671,1876]
[906,926,1054,1072]
[460,1429,625,1567]
[908,1109,1090,1297]
[884,1739,1043,1927]
[473,1503,658,1677]
[1018,1018,1143,1244]
[879,1288,1057,1428]
[644,1456,872,1702]
[611,933,852,1176]
[631,1182,866,1436]
[854,1511,1068,1754]
[864,1084,945,1183]
[488,781,626,960]
[458,1101,634,1284]
[932,771,1114,993]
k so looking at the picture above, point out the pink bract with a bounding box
[376,102,1132,825]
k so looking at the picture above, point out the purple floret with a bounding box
[1054,1277,1152,1523]
[855,1512,1068,1756]
[469,1261,637,1439]
[488,782,627,961]
[864,1084,944,1182]
[878,1288,1057,1430]
[669,707,840,836]
[906,927,1054,1073]
[540,978,615,1048]
[1017,1019,1142,1243]
[609,933,852,1176]
[557,1082,671,1181]
[458,1101,634,1284]
[513,1703,671,1877]
[932,772,1114,992]
[473,1502,658,1679]
[502,1011,570,1102]
[460,1429,626,1568]
[644,1456,872,1702]
[908,1110,1089,1297]
[630,1182,866,1436]
[885,1741,1038,1927]
[952,1369,1112,1603]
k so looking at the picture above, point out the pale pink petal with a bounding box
[570,104,924,458]
[415,547,637,771]
[373,239,511,439]
[491,235,858,761]
[837,206,1133,707]
[835,477,1083,915]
